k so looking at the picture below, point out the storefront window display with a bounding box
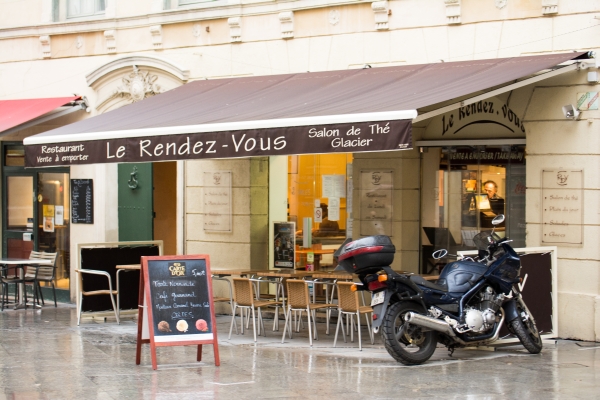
[288,153,352,250]
[420,145,526,273]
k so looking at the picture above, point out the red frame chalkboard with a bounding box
[135,254,220,370]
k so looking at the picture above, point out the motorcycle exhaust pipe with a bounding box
[405,310,505,346]
[405,312,457,338]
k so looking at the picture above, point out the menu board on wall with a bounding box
[203,171,232,232]
[71,179,93,224]
[359,170,393,236]
[136,255,220,370]
[541,169,583,245]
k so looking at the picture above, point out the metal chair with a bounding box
[75,269,120,325]
[334,282,374,351]
[212,275,238,334]
[24,251,58,307]
[281,279,337,346]
[229,278,281,342]
[1,265,27,310]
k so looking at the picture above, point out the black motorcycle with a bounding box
[334,214,542,365]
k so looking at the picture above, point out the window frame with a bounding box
[66,0,106,19]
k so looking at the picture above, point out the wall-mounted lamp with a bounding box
[562,104,580,120]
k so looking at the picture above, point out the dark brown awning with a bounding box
[24,52,587,167]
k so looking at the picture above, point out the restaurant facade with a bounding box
[0,0,599,342]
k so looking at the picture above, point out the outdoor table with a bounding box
[0,258,53,310]
[295,248,336,270]
[116,264,141,317]
[211,269,254,277]
[310,271,353,304]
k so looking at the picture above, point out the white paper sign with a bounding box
[55,206,64,225]
[322,175,346,198]
[314,207,323,223]
[328,197,340,221]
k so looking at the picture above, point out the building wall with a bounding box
[523,70,600,341]
[1,0,599,337]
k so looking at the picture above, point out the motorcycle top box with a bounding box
[336,235,395,273]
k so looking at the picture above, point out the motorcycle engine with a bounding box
[464,286,504,333]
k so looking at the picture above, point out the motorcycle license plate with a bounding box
[371,291,385,306]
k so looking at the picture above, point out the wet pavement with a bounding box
[0,304,599,399]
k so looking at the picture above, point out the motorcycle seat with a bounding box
[410,275,448,292]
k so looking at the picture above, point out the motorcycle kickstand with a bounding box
[447,346,456,357]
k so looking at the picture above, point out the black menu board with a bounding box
[147,258,213,339]
[136,255,220,370]
[71,179,93,224]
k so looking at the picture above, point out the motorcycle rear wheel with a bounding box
[510,300,542,354]
[381,301,437,365]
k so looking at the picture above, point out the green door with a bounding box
[118,163,153,241]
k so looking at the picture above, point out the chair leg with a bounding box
[77,293,83,325]
[364,312,374,344]
[281,306,291,343]
[357,312,362,351]
[333,313,342,347]
[311,309,318,341]
[108,293,120,324]
[306,306,313,347]
[229,302,238,335]
[52,283,57,307]
[251,307,257,342]
[229,304,237,339]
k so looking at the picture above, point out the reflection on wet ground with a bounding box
[0,304,598,399]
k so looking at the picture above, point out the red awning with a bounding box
[0,96,80,133]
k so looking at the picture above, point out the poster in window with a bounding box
[273,221,295,269]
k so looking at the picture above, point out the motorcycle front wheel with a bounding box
[510,300,542,354]
[381,301,437,365]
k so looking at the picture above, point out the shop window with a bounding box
[67,0,105,18]
[179,0,217,5]
[420,145,526,273]
[288,153,353,251]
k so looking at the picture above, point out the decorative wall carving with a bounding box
[278,11,294,39]
[444,0,461,24]
[192,23,202,38]
[542,0,558,14]
[371,1,389,30]
[104,30,116,54]
[40,35,51,58]
[228,17,242,43]
[329,10,340,26]
[150,25,163,49]
[86,56,189,113]
[113,66,163,103]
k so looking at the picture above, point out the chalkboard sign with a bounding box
[136,255,220,370]
[71,179,93,224]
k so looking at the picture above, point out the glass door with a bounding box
[4,174,35,259]
[37,172,70,288]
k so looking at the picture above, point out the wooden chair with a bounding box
[334,282,374,351]
[281,279,336,346]
[75,269,120,325]
[24,251,58,307]
[228,278,281,342]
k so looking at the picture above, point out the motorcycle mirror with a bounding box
[492,214,505,225]
[432,249,448,259]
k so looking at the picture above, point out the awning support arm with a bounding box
[413,62,581,123]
